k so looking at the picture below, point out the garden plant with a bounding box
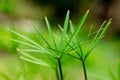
[7,10,111,80]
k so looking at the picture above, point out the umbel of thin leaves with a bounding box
[8,10,111,80]
[66,18,111,80]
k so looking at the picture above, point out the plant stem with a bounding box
[55,68,60,80]
[58,59,63,80]
[82,59,87,80]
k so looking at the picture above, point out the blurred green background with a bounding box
[0,0,120,80]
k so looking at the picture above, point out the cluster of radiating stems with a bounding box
[8,9,111,80]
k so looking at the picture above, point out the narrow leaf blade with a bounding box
[66,10,89,48]
[45,17,57,50]
[60,10,70,50]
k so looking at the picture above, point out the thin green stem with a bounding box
[82,59,87,80]
[58,59,63,80]
[55,68,60,80]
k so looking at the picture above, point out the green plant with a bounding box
[66,18,111,80]
[8,10,111,80]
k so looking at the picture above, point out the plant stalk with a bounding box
[58,59,63,80]
[56,68,60,80]
[82,59,87,80]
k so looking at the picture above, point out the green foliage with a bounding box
[118,61,120,80]
[0,0,16,15]
[7,10,111,80]
[0,27,18,53]
[0,71,10,80]
[0,69,24,80]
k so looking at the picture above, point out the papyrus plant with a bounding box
[8,10,111,80]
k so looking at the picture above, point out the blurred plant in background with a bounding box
[0,0,16,16]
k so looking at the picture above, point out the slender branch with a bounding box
[81,59,87,80]
[58,59,63,80]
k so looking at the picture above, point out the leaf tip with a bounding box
[109,18,112,22]
[87,10,90,13]
[67,10,70,13]
[45,16,48,21]
[66,10,70,17]
[16,48,20,51]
